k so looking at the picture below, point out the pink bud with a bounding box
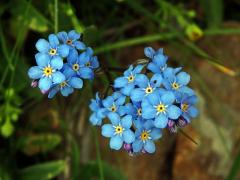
[41,89,49,94]
[124,143,132,151]
[168,120,175,128]
[31,80,38,88]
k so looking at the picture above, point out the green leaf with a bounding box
[199,0,223,28]
[17,133,62,155]
[227,150,240,180]
[18,160,66,180]
[80,161,127,180]
[70,136,80,180]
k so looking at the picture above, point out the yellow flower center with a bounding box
[66,39,72,45]
[137,108,142,116]
[128,75,134,83]
[49,48,57,55]
[72,64,79,71]
[110,105,117,112]
[156,104,166,113]
[140,131,150,141]
[172,82,180,90]
[115,125,123,135]
[43,67,53,77]
[85,62,91,67]
[145,86,153,94]
[60,81,67,88]
[181,103,189,112]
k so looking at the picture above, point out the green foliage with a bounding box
[199,0,224,28]
[227,150,240,180]
[17,160,66,180]
[17,133,62,155]
[79,161,127,180]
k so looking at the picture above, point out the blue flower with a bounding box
[145,47,168,74]
[36,34,69,59]
[47,71,83,98]
[102,92,126,116]
[142,90,181,128]
[123,102,145,129]
[28,53,65,91]
[132,120,162,153]
[114,65,144,96]
[89,93,106,126]
[144,46,164,59]
[57,30,86,50]
[130,73,163,102]
[101,112,135,150]
[180,94,199,122]
[64,48,96,79]
[162,71,193,100]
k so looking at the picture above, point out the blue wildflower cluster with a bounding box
[28,30,99,98]
[89,47,198,154]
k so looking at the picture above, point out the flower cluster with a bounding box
[89,47,198,154]
[28,30,99,98]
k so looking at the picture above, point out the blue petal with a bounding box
[121,115,132,129]
[153,54,167,67]
[68,30,80,40]
[114,77,128,88]
[61,87,74,96]
[69,77,83,89]
[147,62,160,74]
[110,136,123,150]
[35,53,50,67]
[130,88,145,102]
[123,130,135,143]
[39,77,52,90]
[28,66,42,79]
[186,95,198,105]
[57,31,68,43]
[48,87,59,98]
[142,106,156,119]
[50,56,63,70]
[58,44,69,58]
[146,91,160,106]
[90,113,101,126]
[79,67,93,79]
[154,114,168,128]
[177,72,190,85]
[107,112,120,125]
[161,91,175,105]
[35,39,50,53]
[78,51,90,64]
[132,139,143,153]
[121,83,134,96]
[144,140,155,153]
[135,74,148,88]
[90,56,99,69]
[52,71,65,83]
[74,41,86,50]
[167,105,181,119]
[115,95,126,106]
[48,34,59,47]
[63,66,75,78]
[102,124,114,137]
[150,128,162,140]
[102,96,114,108]
[188,106,198,118]
[133,65,144,74]
[150,73,163,87]
[143,120,154,129]
[123,65,133,77]
[67,49,78,64]
[144,47,155,58]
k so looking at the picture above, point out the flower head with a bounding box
[101,113,135,150]
[57,30,86,50]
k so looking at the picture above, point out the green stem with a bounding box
[93,128,104,180]
[94,32,179,54]
[54,0,58,33]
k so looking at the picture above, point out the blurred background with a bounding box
[0,0,240,179]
